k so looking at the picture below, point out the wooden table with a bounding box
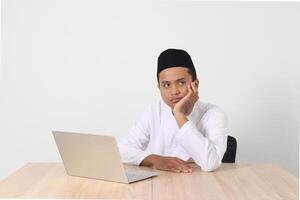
[0,163,298,199]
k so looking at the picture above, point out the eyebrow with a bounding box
[160,77,186,84]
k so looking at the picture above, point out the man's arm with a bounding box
[173,82,228,172]
[118,105,193,173]
[117,106,152,165]
[175,107,228,172]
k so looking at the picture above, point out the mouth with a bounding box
[171,97,182,103]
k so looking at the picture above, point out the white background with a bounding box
[0,0,299,180]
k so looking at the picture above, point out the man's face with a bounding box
[158,67,198,109]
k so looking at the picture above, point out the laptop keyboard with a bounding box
[125,170,155,182]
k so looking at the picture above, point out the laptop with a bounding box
[52,131,158,184]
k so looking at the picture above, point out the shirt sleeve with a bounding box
[117,106,152,166]
[174,106,229,172]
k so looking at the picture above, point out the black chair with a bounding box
[222,136,237,163]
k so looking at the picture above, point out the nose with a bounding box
[170,85,180,96]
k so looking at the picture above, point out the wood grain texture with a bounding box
[0,163,298,199]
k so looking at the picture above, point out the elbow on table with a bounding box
[200,164,219,172]
[197,159,222,172]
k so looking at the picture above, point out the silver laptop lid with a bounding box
[52,131,128,183]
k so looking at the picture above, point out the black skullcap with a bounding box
[157,48,196,80]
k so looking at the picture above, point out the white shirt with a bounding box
[118,100,229,172]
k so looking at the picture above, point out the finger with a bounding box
[180,166,192,173]
[175,163,191,172]
[187,84,193,97]
[170,168,181,173]
[176,163,192,172]
[195,81,199,90]
[182,166,192,173]
[190,84,196,98]
[186,165,193,173]
[186,163,193,168]
[175,166,188,173]
[183,163,193,172]
[180,85,192,102]
[175,158,191,166]
[174,157,187,164]
[191,83,199,102]
[172,158,192,171]
[171,160,187,170]
[191,82,197,93]
[192,82,199,96]
[174,157,185,162]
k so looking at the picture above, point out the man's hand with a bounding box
[173,81,199,127]
[140,154,193,173]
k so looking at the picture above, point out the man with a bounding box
[118,49,229,173]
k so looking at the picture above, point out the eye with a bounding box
[162,83,170,88]
[178,81,186,86]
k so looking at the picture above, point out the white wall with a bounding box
[1,0,299,180]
